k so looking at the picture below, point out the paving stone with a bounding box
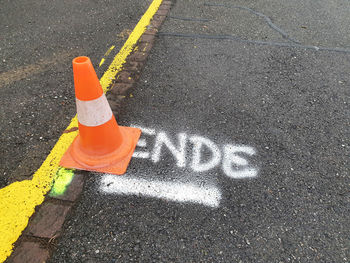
[151,17,163,28]
[25,202,71,239]
[128,51,148,62]
[139,33,155,43]
[124,61,144,72]
[8,241,50,263]
[138,42,154,54]
[163,0,172,5]
[144,27,158,35]
[153,14,167,24]
[157,9,170,16]
[115,71,135,84]
[49,173,85,202]
[158,3,172,10]
[111,83,134,95]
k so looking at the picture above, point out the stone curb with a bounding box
[6,2,172,262]
[6,172,86,263]
[107,0,171,117]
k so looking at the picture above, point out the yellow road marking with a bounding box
[0,0,163,261]
[117,29,133,39]
[104,45,115,57]
[99,45,116,67]
[99,58,106,67]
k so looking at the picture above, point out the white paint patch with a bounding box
[101,174,221,207]
[76,94,112,127]
[132,151,150,159]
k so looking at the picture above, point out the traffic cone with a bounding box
[60,56,141,175]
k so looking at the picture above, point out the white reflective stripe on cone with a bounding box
[76,94,113,127]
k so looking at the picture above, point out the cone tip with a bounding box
[73,56,90,65]
[72,56,103,101]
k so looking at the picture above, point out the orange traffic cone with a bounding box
[60,56,141,175]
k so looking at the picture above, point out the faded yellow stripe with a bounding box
[99,45,116,67]
[0,50,76,88]
[0,0,163,261]
[104,45,115,57]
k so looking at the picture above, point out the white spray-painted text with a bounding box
[132,126,258,179]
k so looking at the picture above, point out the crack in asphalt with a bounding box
[204,3,301,44]
[169,16,211,22]
[158,32,350,54]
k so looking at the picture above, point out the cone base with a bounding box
[60,126,141,175]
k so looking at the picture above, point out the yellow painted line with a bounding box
[98,46,115,67]
[99,58,106,67]
[100,0,163,92]
[104,45,115,57]
[0,0,163,261]
[99,45,116,67]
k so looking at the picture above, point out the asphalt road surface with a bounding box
[49,0,349,262]
[1,0,349,262]
[0,0,152,187]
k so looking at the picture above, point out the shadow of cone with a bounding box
[60,56,141,175]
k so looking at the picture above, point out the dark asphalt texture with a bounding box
[0,0,152,187]
[50,0,349,262]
